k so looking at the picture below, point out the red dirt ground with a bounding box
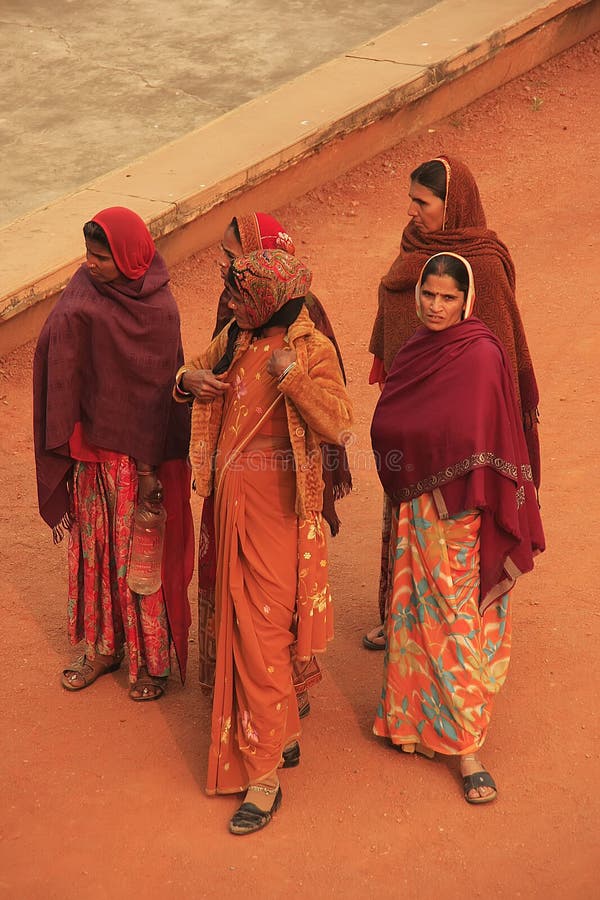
[1,33,599,900]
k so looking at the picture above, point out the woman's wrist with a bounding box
[175,365,193,397]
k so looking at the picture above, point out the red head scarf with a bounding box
[231,249,312,328]
[91,207,156,279]
[236,212,296,255]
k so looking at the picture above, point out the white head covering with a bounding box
[415,252,475,323]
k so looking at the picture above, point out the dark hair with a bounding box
[410,159,447,201]
[83,220,111,251]
[228,217,241,243]
[226,266,238,293]
[420,254,470,296]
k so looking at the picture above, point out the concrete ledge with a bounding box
[1,0,598,355]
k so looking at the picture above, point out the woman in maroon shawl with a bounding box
[364,155,541,650]
[191,211,352,716]
[371,252,544,803]
[34,206,194,700]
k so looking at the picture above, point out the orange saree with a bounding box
[206,335,332,794]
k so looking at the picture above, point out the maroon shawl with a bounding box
[33,254,191,532]
[369,155,541,487]
[371,318,545,611]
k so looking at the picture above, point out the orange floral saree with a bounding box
[373,493,511,755]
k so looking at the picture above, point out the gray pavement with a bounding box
[0,0,437,227]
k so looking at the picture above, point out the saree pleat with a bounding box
[207,452,300,793]
[373,492,511,755]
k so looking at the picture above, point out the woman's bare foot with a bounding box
[243,779,281,813]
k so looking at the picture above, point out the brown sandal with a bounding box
[396,742,435,759]
[129,669,167,702]
[61,652,123,691]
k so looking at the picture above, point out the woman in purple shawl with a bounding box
[370,253,544,803]
[33,207,194,701]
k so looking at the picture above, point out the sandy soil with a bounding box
[1,33,599,900]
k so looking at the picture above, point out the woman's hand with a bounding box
[267,347,297,380]
[137,472,163,509]
[181,368,229,401]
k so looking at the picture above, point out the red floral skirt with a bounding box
[67,457,171,682]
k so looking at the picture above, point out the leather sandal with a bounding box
[229,786,282,836]
[396,742,435,759]
[462,770,497,804]
[362,625,386,651]
[61,652,123,691]
[129,669,167,702]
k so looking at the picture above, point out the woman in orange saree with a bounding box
[371,253,544,804]
[176,249,352,834]
[196,211,352,720]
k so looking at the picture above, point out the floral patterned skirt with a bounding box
[373,492,511,755]
[67,457,171,683]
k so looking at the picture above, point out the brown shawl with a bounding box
[369,155,541,487]
[33,255,191,535]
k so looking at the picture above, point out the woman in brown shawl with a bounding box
[371,252,544,802]
[33,207,194,699]
[194,211,352,715]
[364,155,540,650]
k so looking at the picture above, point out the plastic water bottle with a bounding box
[127,497,167,596]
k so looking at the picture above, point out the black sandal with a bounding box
[462,770,497,805]
[281,741,300,769]
[362,626,386,651]
[229,786,282,835]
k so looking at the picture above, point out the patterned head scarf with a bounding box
[91,206,155,279]
[236,212,296,255]
[415,252,475,323]
[230,249,312,328]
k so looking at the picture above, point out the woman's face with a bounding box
[419,273,466,331]
[219,224,244,281]
[85,238,120,283]
[407,180,445,232]
[225,278,253,330]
